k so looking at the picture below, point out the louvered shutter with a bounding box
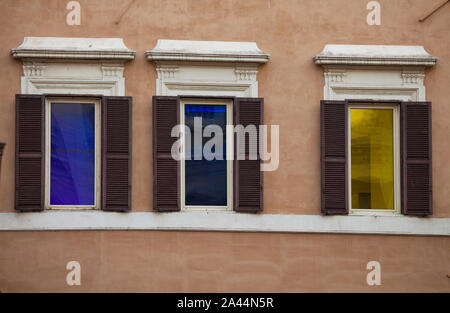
[234,98,263,213]
[153,96,180,211]
[15,94,44,211]
[401,102,432,216]
[320,100,348,215]
[102,96,132,211]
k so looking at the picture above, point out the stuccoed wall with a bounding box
[0,0,448,292]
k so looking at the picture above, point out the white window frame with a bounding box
[180,98,233,211]
[45,97,101,210]
[348,103,401,215]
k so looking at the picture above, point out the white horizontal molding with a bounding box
[11,37,136,60]
[314,44,437,67]
[330,86,421,101]
[321,66,428,101]
[146,39,270,63]
[163,81,257,97]
[22,78,122,96]
[0,211,448,236]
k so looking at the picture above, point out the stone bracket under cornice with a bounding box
[146,39,270,64]
[11,37,136,60]
[314,44,437,67]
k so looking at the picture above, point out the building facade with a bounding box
[0,0,449,292]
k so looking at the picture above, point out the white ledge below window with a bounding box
[0,211,448,236]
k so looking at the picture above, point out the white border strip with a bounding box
[0,212,449,236]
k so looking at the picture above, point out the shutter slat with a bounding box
[153,96,180,211]
[15,94,44,211]
[234,98,263,213]
[320,100,348,215]
[102,96,132,211]
[401,102,432,216]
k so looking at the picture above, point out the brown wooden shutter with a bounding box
[102,96,132,211]
[401,101,432,216]
[234,98,263,213]
[153,96,180,211]
[320,100,348,215]
[15,94,44,211]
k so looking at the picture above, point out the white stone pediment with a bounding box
[146,39,270,97]
[314,44,438,101]
[11,37,135,96]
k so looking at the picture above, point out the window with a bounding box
[153,96,263,213]
[320,100,432,216]
[15,94,132,212]
[348,104,400,214]
[12,37,134,213]
[45,98,101,209]
[180,99,233,210]
[316,44,435,217]
[148,40,268,213]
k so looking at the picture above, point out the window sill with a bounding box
[349,210,403,217]
[181,208,234,213]
[46,208,100,211]
[0,211,448,236]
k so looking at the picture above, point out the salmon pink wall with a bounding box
[0,0,449,215]
[0,0,448,292]
[0,231,449,292]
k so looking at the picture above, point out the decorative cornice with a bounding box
[11,37,136,61]
[314,44,437,67]
[146,39,270,64]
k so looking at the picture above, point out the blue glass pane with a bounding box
[50,102,95,205]
[185,104,227,206]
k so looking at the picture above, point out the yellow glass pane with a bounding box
[350,108,394,210]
